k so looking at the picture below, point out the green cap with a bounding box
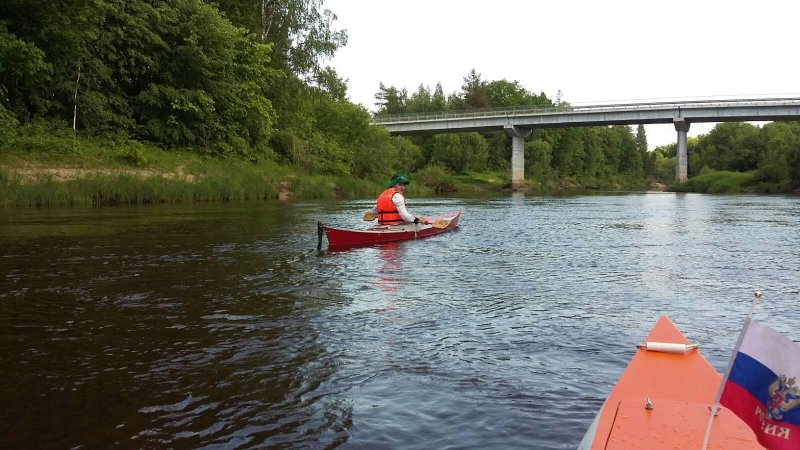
[388,174,410,187]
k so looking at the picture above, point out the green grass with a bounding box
[671,171,756,194]
[452,171,509,192]
[0,130,377,206]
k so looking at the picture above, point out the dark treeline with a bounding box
[1,1,798,193]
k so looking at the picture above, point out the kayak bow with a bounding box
[578,316,763,449]
[319,209,460,249]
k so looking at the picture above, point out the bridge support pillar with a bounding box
[674,119,690,183]
[504,125,532,190]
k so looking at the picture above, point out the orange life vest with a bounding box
[376,188,405,225]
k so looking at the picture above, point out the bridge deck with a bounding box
[373,98,800,134]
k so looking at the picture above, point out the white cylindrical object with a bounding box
[645,342,689,354]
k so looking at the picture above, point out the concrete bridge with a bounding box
[371,98,800,189]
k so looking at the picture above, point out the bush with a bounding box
[417,164,457,193]
[117,144,149,167]
[0,104,19,145]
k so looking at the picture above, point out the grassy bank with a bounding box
[0,132,387,207]
[670,170,794,194]
[1,132,668,208]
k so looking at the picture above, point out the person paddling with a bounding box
[367,174,427,225]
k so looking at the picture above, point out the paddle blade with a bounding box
[430,219,450,229]
[363,210,376,221]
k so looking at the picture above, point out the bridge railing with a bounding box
[371,97,800,124]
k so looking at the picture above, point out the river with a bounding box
[1,193,798,449]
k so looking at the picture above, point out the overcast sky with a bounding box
[323,0,799,149]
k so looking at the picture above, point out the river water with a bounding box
[1,193,798,449]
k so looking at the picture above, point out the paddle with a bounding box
[428,218,450,229]
[363,210,376,221]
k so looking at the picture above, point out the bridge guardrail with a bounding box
[371,97,800,124]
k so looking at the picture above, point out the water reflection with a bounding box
[373,242,405,297]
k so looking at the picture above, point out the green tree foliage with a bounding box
[1,0,282,158]
[351,130,423,179]
[485,79,552,108]
[374,82,408,115]
[214,0,349,165]
[460,69,489,110]
[431,83,447,111]
[0,22,52,119]
[406,84,433,113]
[215,0,346,79]
[0,0,361,168]
[582,128,607,178]
[553,128,585,177]
[484,131,510,171]
[392,136,426,174]
[429,133,489,173]
[651,151,676,183]
[694,122,762,173]
[635,124,648,154]
[757,122,795,183]
[525,139,554,180]
[134,0,279,156]
[615,126,643,176]
[680,121,800,190]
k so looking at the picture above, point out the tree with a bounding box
[431,83,447,112]
[133,0,278,156]
[460,69,489,110]
[553,128,584,177]
[429,132,488,172]
[614,126,642,176]
[215,0,349,157]
[635,125,648,154]
[216,0,346,80]
[406,84,432,113]
[525,139,553,180]
[485,131,510,171]
[582,128,607,178]
[695,122,762,172]
[374,82,407,115]
[758,122,800,183]
[484,79,552,108]
[0,0,282,157]
[314,66,348,101]
[0,22,52,120]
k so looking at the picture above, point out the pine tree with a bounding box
[636,124,648,154]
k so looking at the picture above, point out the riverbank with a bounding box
[0,135,488,207]
[1,134,661,207]
[0,149,377,207]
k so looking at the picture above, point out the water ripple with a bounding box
[0,195,798,448]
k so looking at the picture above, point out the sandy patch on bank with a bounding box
[0,164,196,183]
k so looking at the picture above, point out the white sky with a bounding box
[323,0,800,149]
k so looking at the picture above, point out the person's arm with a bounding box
[392,193,416,223]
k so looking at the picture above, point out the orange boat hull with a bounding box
[579,316,764,449]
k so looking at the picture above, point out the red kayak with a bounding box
[318,209,460,249]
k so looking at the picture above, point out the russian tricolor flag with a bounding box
[720,320,800,450]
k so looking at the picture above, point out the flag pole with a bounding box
[700,291,762,450]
